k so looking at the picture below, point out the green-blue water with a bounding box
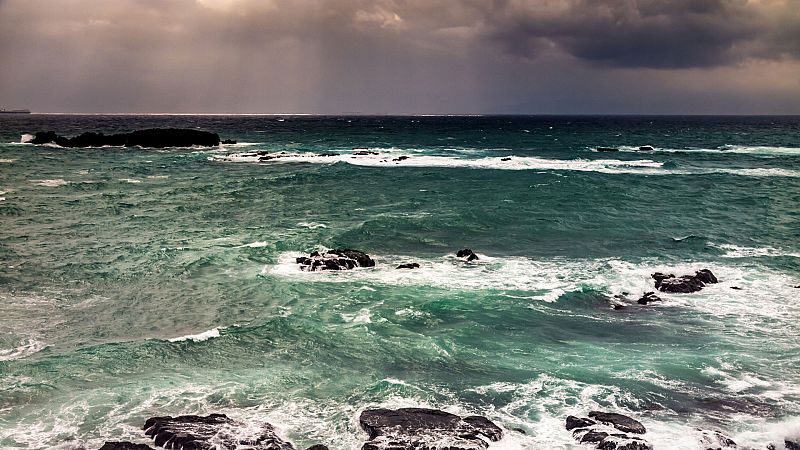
[0,115,798,449]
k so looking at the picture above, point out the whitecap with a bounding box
[237,241,269,248]
[31,179,70,187]
[0,338,47,361]
[712,243,800,259]
[616,144,800,157]
[297,221,327,229]
[168,327,224,342]
[119,178,142,184]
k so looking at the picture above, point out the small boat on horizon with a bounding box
[0,108,31,114]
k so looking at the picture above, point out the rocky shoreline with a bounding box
[96,408,797,450]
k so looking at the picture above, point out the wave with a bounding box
[615,145,800,157]
[711,244,800,259]
[237,241,269,248]
[167,327,224,342]
[0,338,46,361]
[212,151,800,177]
[265,252,800,320]
[213,151,667,175]
[30,178,70,187]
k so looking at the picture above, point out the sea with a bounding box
[0,114,798,449]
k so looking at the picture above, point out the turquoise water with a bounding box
[0,115,799,449]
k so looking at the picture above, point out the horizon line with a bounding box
[15,112,800,117]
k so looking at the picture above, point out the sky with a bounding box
[0,0,799,114]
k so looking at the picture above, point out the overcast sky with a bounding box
[1,0,798,114]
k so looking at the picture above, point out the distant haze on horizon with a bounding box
[1,0,799,115]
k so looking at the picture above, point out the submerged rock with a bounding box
[30,128,223,148]
[652,269,718,293]
[359,407,503,450]
[296,249,376,271]
[143,413,296,450]
[456,248,479,261]
[596,147,620,152]
[696,429,736,449]
[98,443,155,450]
[396,262,420,269]
[638,146,655,151]
[637,292,662,305]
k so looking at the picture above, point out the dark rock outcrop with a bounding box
[567,412,651,450]
[456,249,479,262]
[30,128,223,148]
[392,155,410,162]
[566,415,596,430]
[296,249,375,271]
[637,292,662,305]
[638,146,655,151]
[501,157,512,161]
[396,263,420,269]
[588,411,646,434]
[221,139,237,145]
[98,443,155,450]
[143,413,295,450]
[652,269,718,293]
[596,147,620,152]
[359,407,503,450]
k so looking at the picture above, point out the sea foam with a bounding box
[168,327,224,342]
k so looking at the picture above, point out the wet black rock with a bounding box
[637,292,662,305]
[392,155,410,162]
[354,150,379,155]
[359,407,503,450]
[694,269,719,284]
[588,411,647,434]
[581,430,609,443]
[304,446,330,450]
[30,128,223,148]
[396,263,420,269]
[730,286,743,290]
[638,146,655,151]
[566,415,596,430]
[456,248,479,261]
[296,249,376,271]
[501,157,512,161]
[652,269,718,293]
[98,443,155,450]
[143,413,295,450]
[566,411,651,449]
[596,147,620,152]
[221,139,237,145]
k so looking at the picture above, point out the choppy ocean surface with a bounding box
[0,115,798,449]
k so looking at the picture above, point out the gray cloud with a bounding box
[0,0,798,113]
[484,0,799,68]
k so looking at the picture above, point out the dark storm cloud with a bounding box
[484,0,799,68]
[0,0,798,113]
